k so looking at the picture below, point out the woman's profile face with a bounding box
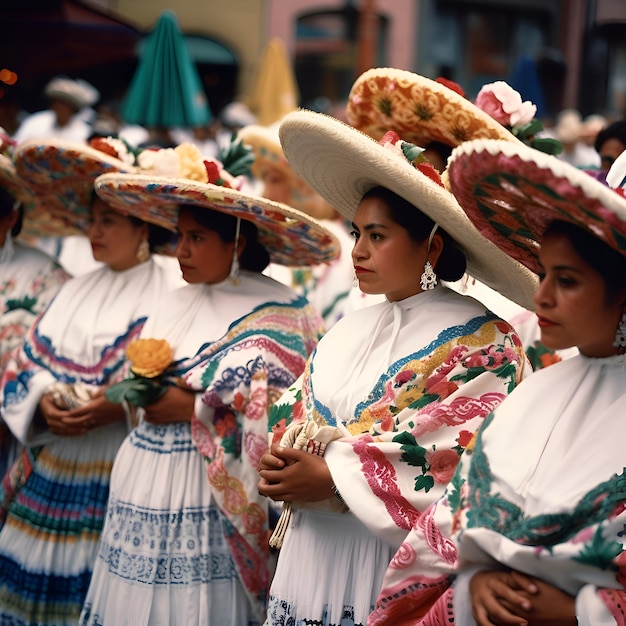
[533,231,624,357]
[176,210,236,284]
[261,166,291,205]
[88,197,147,271]
[351,195,429,302]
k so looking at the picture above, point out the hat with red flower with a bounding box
[278,109,537,309]
[93,138,340,267]
[346,68,521,149]
[447,138,626,274]
[347,68,561,158]
[14,136,254,235]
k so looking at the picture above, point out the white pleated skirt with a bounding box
[80,421,259,626]
[265,507,396,626]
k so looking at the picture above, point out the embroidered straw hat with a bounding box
[446,138,626,275]
[238,122,337,220]
[346,68,520,147]
[94,173,340,267]
[14,137,138,232]
[0,151,79,237]
[278,109,537,309]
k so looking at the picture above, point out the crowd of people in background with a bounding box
[0,65,624,626]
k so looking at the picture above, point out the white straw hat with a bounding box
[278,109,537,309]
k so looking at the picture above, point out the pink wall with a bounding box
[267,0,416,71]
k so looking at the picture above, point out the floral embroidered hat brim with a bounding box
[237,123,337,220]
[278,109,537,310]
[94,172,340,267]
[447,138,626,275]
[0,152,82,237]
[346,67,522,148]
[14,137,138,232]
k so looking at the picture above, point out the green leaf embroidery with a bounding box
[415,474,435,493]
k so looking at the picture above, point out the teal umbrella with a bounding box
[122,10,212,128]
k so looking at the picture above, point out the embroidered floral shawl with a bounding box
[270,286,529,549]
[371,353,626,626]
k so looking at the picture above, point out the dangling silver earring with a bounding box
[353,273,359,288]
[420,223,439,291]
[229,217,242,286]
[613,310,626,349]
[136,239,150,263]
[420,260,437,290]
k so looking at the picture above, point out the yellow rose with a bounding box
[175,143,209,183]
[126,338,173,378]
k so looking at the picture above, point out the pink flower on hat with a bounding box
[475,81,537,127]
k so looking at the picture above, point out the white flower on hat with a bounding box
[136,142,246,190]
[137,147,183,178]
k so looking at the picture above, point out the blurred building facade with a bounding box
[2,0,626,126]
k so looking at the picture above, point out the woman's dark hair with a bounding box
[543,220,626,304]
[127,216,176,252]
[0,187,23,237]
[594,120,626,153]
[90,190,175,252]
[361,186,466,282]
[179,205,270,272]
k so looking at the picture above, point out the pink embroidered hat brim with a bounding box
[0,152,82,237]
[447,138,626,275]
[14,139,137,232]
[94,173,340,267]
[278,109,537,310]
[347,67,521,147]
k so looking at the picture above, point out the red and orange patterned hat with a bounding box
[347,68,520,148]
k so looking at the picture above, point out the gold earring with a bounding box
[136,239,150,263]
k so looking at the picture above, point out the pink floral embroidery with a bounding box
[353,437,421,531]
[395,369,415,386]
[244,431,268,469]
[417,502,458,565]
[389,542,417,570]
[412,392,505,437]
[426,449,460,484]
[245,386,267,420]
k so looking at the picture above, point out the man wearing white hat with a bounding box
[13,76,99,144]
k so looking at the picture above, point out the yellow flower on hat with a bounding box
[126,338,173,378]
[175,143,209,182]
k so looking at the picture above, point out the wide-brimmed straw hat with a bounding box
[0,152,81,237]
[447,138,626,274]
[94,173,340,267]
[238,123,337,220]
[346,68,520,147]
[278,109,537,309]
[14,138,137,232]
[44,76,100,111]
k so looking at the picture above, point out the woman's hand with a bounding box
[142,386,195,424]
[470,570,577,626]
[258,443,335,503]
[40,389,127,436]
[470,570,533,626]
